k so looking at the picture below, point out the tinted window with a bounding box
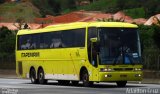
[73,28,85,47]
[18,34,40,50]
[98,28,140,65]
[17,28,86,50]
[62,28,85,47]
[49,32,62,48]
[30,34,40,49]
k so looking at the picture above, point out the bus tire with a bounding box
[71,81,79,86]
[38,68,47,84]
[82,70,93,87]
[30,68,38,84]
[116,81,127,87]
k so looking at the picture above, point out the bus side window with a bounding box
[25,39,31,49]
[21,43,27,50]
[50,39,55,48]
[50,32,63,48]
[30,43,36,49]
[30,34,40,49]
[62,30,74,47]
[39,33,45,49]
[18,33,40,50]
[61,28,85,48]
[50,39,61,48]
[19,35,31,50]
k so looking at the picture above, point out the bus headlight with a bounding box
[134,68,142,71]
[100,68,114,72]
[135,74,142,77]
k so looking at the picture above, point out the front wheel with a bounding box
[82,70,93,87]
[116,81,127,87]
[38,68,47,84]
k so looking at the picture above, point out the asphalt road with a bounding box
[0,78,160,94]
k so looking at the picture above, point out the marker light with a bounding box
[100,68,114,72]
[134,68,142,71]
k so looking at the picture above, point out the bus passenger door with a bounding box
[90,41,99,81]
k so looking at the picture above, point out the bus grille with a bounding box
[114,68,133,71]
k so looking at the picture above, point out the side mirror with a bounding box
[90,37,100,52]
[90,37,98,43]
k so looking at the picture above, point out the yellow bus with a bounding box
[16,22,143,87]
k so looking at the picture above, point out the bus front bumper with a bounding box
[99,71,143,82]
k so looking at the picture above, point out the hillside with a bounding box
[0,0,160,23]
[0,1,41,22]
[76,0,160,19]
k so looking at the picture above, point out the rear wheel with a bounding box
[38,68,47,84]
[30,68,38,84]
[82,70,93,87]
[116,81,127,87]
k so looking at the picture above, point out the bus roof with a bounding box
[17,22,138,35]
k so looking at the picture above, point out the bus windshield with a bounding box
[99,28,141,65]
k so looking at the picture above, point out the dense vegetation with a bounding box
[0,0,160,21]
[31,0,77,16]
[0,27,16,69]
[77,0,160,18]
[139,25,160,49]
[30,0,160,18]
[0,27,16,57]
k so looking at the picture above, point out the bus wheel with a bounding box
[116,81,127,87]
[82,70,93,87]
[71,81,79,86]
[38,68,47,84]
[30,68,38,84]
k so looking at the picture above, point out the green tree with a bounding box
[152,25,160,48]
[48,0,61,15]
[138,25,155,49]
[32,0,54,16]
[138,24,160,50]
[143,0,160,17]
[59,0,76,10]
[0,27,16,54]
